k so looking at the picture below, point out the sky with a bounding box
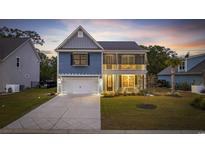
[0,19,205,57]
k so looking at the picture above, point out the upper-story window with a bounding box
[78,31,83,38]
[136,54,145,64]
[72,53,88,66]
[178,60,186,72]
[16,57,20,68]
[121,55,135,64]
[104,55,114,64]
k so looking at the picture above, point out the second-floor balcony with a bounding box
[103,53,146,71]
[103,64,146,70]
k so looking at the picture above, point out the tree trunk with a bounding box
[171,67,175,95]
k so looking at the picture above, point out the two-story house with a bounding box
[158,53,205,86]
[55,26,148,94]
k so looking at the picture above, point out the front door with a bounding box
[121,75,135,88]
[107,75,113,91]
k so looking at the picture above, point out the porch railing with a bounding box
[103,64,146,70]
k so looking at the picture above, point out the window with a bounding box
[121,55,135,64]
[178,60,185,72]
[78,31,83,38]
[72,54,88,66]
[16,57,20,67]
[104,55,114,64]
[121,75,135,87]
[136,54,145,64]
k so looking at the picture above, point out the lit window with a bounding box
[16,57,20,67]
[72,54,88,66]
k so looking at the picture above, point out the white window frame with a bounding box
[78,31,83,38]
[178,60,187,72]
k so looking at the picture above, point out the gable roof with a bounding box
[158,59,205,76]
[56,25,103,50]
[0,38,29,60]
[98,41,144,50]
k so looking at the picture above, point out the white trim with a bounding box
[103,51,147,54]
[57,51,59,93]
[56,49,103,52]
[55,25,103,51]
[28,40,41,62]
[59,73,101,77]
[185,59,188,72]
[103,50,148,53]
[103,70,147,75]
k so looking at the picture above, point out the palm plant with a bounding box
[165,57,182,95]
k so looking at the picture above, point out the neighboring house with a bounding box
[158,53,205,86]
[55,25,148,94]
[0,38,40,92]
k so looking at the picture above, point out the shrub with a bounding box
[138,89,149,96]
[157,80,170,88]
[191,96,205,110]
[176,82,191,91]
[102,92,115,97]
[166,92,182,97]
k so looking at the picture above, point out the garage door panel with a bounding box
[62,77,98,94]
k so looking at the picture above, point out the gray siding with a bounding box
[62,30,99,49]
[158,75,204,85]
[0,42,40,92]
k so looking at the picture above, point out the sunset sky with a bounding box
[1,19,205,57]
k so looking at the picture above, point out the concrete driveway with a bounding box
[5,94,101,130]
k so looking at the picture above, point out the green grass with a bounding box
[0,88,56,128]
[101,89,205,130]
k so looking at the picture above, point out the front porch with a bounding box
[102,74,146,94]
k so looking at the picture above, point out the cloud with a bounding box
[44,19,205,55]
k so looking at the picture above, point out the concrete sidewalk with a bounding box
[4,94,101,130]
[0,129,203,134]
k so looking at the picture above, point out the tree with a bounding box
[140,45,177,75]
[37,50,57,81]
[0,26,44,45]
[0,27,56,81]
[165,56,182,94]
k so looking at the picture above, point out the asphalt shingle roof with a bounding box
[158,59,205,75]
[98,41,144,50]
[0,38,29,60]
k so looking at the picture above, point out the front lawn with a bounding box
[0,88,56,128]
[101,89,205,130]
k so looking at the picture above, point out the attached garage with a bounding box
[61,77,99,94]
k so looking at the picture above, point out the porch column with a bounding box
[144,74,147,89]
[115,75,119,92]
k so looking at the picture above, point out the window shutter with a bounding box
[88,54,90,65]
[71,54,73,65]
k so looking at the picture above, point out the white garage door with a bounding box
[62,77,99,94]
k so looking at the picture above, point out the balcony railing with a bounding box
[103,64,146,70]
